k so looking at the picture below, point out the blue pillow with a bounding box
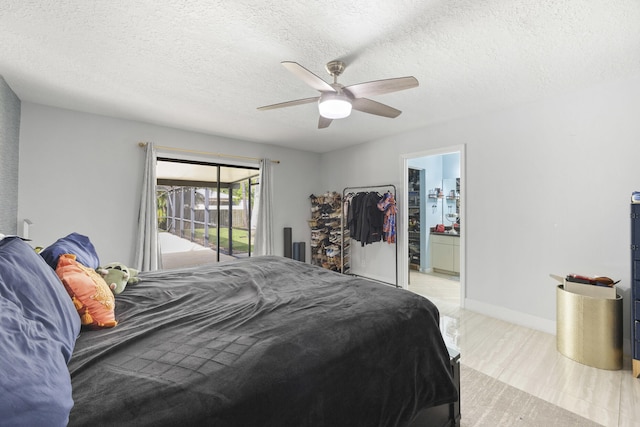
[0,237,80,426]
[40,232,100,270]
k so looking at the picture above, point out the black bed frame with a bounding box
[408,348,461,427]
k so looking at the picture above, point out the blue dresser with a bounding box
[632,203,640,376]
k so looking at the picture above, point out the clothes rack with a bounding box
[342,184,398,288]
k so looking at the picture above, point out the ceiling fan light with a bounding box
[318,95,352,119]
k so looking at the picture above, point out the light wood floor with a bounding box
[409,271,640,427]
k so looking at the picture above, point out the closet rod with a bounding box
[137,142,280,164]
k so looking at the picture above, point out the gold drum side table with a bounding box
[556,285,622,370]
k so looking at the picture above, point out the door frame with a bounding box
[400,144,466,308]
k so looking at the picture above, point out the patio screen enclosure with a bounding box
[156,158,260,261]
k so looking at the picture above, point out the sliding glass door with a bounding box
[156,158,259,262]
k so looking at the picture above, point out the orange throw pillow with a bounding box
[56,254,117,329]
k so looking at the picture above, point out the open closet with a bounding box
[407,153,460,275]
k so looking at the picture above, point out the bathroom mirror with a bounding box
[441,178,460,230]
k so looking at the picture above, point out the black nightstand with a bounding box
[408,347,461,427]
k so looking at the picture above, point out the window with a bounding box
[156,158,259,264]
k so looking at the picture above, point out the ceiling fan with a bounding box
[257,61,419,129]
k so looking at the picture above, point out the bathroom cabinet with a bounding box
[431,234,460,274]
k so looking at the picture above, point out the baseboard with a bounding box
[463,298,556,335]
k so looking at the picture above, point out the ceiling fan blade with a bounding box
[257,96,319,111]
[318,116,333,129]
[344,76,418,98]
[351,98,401,118]
[281,61,336,93]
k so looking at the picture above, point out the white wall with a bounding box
[321,74,640,345]
[18,103,320,266]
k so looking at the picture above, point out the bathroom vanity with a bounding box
[430,232,460,275]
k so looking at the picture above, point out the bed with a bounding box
[0,235,458,427]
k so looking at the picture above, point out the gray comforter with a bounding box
[68,256,457,426]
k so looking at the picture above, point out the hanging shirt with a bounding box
[362,192,384,245]
[377,192,397,244]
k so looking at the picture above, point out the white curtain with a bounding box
[134,142,162,271]
[254,158,274,256]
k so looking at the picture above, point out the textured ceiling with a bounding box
[1,1,639,153]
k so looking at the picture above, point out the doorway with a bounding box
[401,145,465,308]
[155,157,260,268]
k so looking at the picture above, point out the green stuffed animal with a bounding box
[96,262,140,295]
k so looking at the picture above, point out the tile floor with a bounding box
[408,271,640,427]
[159,232,235,269]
